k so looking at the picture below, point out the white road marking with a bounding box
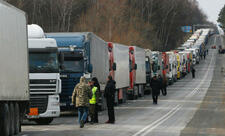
[132,105,181,136]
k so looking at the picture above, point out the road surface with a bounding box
[20,35,225,136]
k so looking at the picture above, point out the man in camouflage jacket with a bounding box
[72,76,91,128]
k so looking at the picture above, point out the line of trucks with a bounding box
[0,1,212,136]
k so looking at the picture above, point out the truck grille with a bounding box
[30,79,57,94]
[30,95,48,114]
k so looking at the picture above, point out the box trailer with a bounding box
[0,1,29,135]
[108,43,129,104]
[134,46,146,97]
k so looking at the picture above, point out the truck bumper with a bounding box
[27,95,60,119]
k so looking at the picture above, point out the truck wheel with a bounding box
[34,118,54,125]
[9,103,15,136]
[134,86,138,99]
[0,103,10,136]
[14,103,20,134]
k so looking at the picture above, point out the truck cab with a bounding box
[128,47,137,99]
[46,33,92,111]
[175,53,181,79]
[151,51,162,77]
[167,52,178,84]
[162,52,169,82]
[145,49,152,94]
[27,24,61,125]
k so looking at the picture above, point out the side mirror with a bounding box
[59,52,64,63]
[158,66,160,70]
[113,63,117,71]
[88,64,93,73]
[134,64,137,70]
[60,65,65,70]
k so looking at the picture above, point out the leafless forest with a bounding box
[7,0,210,50]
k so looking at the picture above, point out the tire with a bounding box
[9,103,15,136]
[0,103,10,136]
[14,103,20,135]
[34,118,54,125]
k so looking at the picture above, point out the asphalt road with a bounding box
[20,35,224,136]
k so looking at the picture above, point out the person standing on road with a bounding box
[89,80,98,124]
[92,77,101,123]
[150,75,160,104]
[191,66,196,78]
[72,76,92,128]
[158,75,163,95]
[104,75,116,124]
[162,76,167,96]
[204,51,206,59]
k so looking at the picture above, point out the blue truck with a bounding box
[46,32,109,111]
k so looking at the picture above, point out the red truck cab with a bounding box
[162,52,169,80]
[128,47,137,99]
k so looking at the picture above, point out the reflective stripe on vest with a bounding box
[89,87,97,104]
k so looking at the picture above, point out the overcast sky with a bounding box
[196,0,225,24]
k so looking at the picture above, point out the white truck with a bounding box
[145,49,152,93]
[0,1,29,136]
[27,24,61,124]
[108,43,129,104]
[166,52,177,84]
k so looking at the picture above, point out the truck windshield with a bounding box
[62,57,84,73]
[29,52,59,73]
[152,61,158,73]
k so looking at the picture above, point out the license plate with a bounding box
[29,108,39,116]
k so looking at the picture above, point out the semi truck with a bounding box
[46,32,109,111]
[0,1,29,136]
[175,53,181,79]
[162,52,169,82]
[108,43,129,104]
[27,25,61,125]
[151,51,162,77]
[127,46,146,99]
[166,52,177,84]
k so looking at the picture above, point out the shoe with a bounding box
[90,121,94,125]
[94,120,98,123]
[80,120,84,128]
[105,120,110,123]
[109,121,115,124]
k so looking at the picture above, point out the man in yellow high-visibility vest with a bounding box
[89,80,98,124]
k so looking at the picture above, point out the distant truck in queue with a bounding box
[145,49,152,94]
[108,43,129,104]
[27,25,61,125]
[151,51,163,77]
[128,46,146,99]
[46,32,109,111]
[166,52,177,84]
[0,1,29,136]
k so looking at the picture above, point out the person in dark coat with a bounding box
[191,66,196,78]
[104,75,116,124]
[150,75,160,104]
[92,77,100,123]
[162,76,167,96]
[158,75,163,95]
